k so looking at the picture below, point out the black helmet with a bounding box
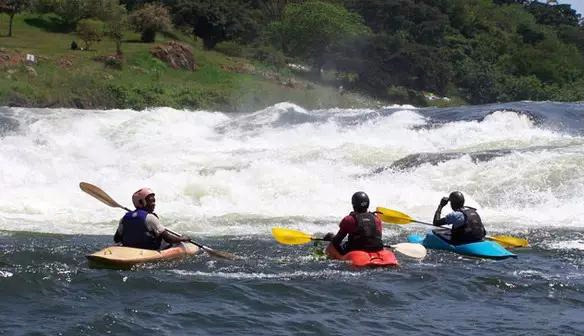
[351,191,369,213]
[449,191,465,210]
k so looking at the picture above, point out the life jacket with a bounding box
[121,209,162,250]
[451,207,486,244]
[346,212,383,252]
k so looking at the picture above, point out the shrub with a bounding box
[76,19,105,50]
[249,45,286,69]
[215,41,245,57]
[128,3,172,43]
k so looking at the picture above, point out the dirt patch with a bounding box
[0,49,24,67]
[94,54,123,69]
[221,62,255,74]
[150,41,196,71]
[56,55,74,68]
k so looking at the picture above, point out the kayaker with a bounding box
[324,191,384,259]
[114,188,190,250]
[433,191,486,244]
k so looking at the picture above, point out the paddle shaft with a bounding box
[411,219,434,226]
[80,182,236,259]
[103,203,205,250]
[376,207,527,248]
[165,228,218,252]
[397,215,513,246]
[316,237,406,250]
[406,218,505,241]
[106,204,204,250]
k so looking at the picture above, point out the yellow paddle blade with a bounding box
[376,207,414,224]
[487,235,529,248]
[271,227,313,245]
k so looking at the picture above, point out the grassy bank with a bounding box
[0,13,388,111]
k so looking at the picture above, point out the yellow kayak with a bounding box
[86,242,201,269]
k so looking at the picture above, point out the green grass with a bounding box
[0,13,382,111]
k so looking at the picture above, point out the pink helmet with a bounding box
[132,187,154,208]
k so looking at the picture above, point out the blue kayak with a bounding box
[407,231,516,259]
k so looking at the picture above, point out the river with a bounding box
[0,102,583,335]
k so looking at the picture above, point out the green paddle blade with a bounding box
[271,227,313,245]
[376,207,414,224]
[487,235,529,248]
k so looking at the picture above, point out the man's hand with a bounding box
[439,197,449,207]
[323,232,335,241]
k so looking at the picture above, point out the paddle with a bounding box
[375,207,529,248]
[271,227,427,259]
[79,182,237,260]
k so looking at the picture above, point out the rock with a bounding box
[281,78,300,88]
[150,41,196,71]
[0,50,11,65]
[0,50,25,66]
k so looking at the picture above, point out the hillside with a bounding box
[0,13,379,111]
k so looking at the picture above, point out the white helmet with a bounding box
[132,188,154,209]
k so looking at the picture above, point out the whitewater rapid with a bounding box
[1,102,583,236]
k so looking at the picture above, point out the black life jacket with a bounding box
[451,207,486,244]
[121,209,162,250]
[346,212,383,252]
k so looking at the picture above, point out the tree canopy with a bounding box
[9,0,584,104]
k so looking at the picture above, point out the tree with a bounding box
[53,0,85,27]
[102,1,128,55]
[29,0,55,13]
[0,0,30,37]
[272,1,370,70]
[492,0,530,4]
[128,3,172,42]
[173,0,259,49]
[252,0,292,21]
[527,2,580,26]
[76,18,104,50]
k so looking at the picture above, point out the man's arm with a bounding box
[433,197,449,226]
[145,214,190,244]
[114,219,123,243]
[324,228,347,259]
[326,215,355,255]
[330,228,347,253]
[160,230,191,244]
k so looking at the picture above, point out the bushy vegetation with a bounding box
[128,3,172,43]
[0,12,368,111]
[139,0,584,104]
[1,0,584,108]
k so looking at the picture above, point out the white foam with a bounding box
[546,240,584,251]
[172,269,363,280]
[0,271,13,278]
[0,106,582,236]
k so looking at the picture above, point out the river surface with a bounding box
[0,102,583,335]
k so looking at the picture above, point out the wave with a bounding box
[1,102,583,236]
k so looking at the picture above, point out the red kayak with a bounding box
[342,249,398,267]
[326,245,398,267]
